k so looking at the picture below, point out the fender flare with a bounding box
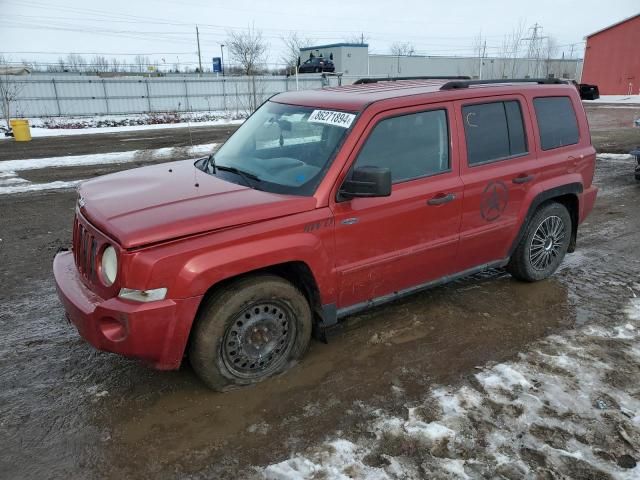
[173,233,334,302]
[508,182,583,256]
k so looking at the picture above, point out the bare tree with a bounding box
[281,32,311,75]
[542,36,559,77]
[344,33,368,45]
[91,55,110,73]
[0,56,26,133]
[227,25,268,76]
[133,55,151,73]
[390,42,416,56]
[498,20,527,78]
[226,25,268,112]
[471,33,488,79]
[66,54,87,72]
[110,58,123,72]
[54,57,67,72]
[471,33,483,59]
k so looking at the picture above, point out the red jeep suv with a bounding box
[54,78,598,390]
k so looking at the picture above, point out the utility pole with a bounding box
[196,25,203,76]
[220,44,225,76]
[523,23,547,77]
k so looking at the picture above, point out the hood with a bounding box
[78,159,317,249]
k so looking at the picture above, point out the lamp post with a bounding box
[220,44,227,112]
[220,44,225,77]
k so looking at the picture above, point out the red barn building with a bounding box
[582,14,640,95]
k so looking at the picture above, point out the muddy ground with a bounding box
[0,105,639,479]
[0,123,240,162]
[585,104,640,153]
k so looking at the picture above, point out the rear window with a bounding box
[533,97,579,150]
[462,100,527,166]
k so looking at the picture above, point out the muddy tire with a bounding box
[507,202,572,282]
[189,274,312,391]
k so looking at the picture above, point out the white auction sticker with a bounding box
[308,110,356,129]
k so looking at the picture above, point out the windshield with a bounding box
[202,101,355,196]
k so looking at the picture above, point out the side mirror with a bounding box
[339,166,392,199]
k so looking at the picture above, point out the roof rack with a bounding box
[440,78,568,90]
[353,76,470,85]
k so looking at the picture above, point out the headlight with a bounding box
[101,245,118,286]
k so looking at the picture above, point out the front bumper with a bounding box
[53,251,202,370]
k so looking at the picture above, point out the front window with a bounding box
[353,109,450,183]
[201,101,355,196]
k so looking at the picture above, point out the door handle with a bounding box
[427,193,456,206]
[512,174,534,184]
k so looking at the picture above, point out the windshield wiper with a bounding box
[206,155,261,187]
[215,164,261,187]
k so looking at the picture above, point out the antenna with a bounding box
[179,101,199,188]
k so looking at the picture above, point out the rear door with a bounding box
[455,95,542,271]
[331,103,463,309]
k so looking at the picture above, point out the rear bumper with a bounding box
[579,185,598,223]
[53,251,202,370]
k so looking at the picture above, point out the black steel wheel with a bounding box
[221,301,295,379]
[189,274,312,391]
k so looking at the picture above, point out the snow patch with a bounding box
[3,112,246,138]
[260,298,640,478]
[477,363,531,391]
[590,95,640,105]
[0,143,217,195]
[0,143,217,173]
[0,179,82,195]
[626,298,640,321]
[597,153,634,161]
[264,440,390,480]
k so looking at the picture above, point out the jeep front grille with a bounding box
[72,214,100,283]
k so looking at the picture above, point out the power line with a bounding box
[1,51,195,56]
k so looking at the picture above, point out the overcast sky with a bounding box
[1,0,638,70]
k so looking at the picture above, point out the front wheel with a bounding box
[189,275,312,391]
[507,202,572,282]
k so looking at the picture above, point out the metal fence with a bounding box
[7,74,332,118]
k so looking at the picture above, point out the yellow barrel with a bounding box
[10,119,32,142]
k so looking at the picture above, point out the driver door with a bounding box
[332,104,463,309]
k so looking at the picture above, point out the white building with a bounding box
[300,43,583,81]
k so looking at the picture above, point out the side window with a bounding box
[462,100,528,166]
[353,109,450,183]
[533,97,579,150]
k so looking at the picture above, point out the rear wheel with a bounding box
[314,67,321,73]
[507,202,572,282]
[189,275,312,391]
